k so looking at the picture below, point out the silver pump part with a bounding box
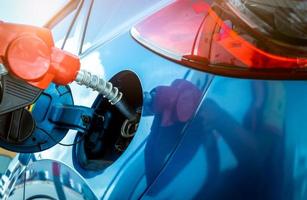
[75,70,123,105]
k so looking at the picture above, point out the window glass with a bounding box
[82,0,173,53]
[52,9,78,48]
[0,0,70,26]
[62,0,94,54]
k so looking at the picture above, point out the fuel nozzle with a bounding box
[0,22,137,122]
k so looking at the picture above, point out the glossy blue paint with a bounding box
[29,84,93,152]
[142,78,289,199]
[11,0,307,199]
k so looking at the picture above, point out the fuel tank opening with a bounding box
[75,70,143,171]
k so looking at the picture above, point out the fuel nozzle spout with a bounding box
[75,70,138,123]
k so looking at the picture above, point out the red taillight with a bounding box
[131,0,307,79]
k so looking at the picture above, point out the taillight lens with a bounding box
[131,0,307,79]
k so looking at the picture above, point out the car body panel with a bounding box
[142,77,307,199]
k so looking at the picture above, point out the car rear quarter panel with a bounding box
[142,77,307,200]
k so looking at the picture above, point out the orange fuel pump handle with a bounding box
[0,22,80,89]
[0,22,138,124]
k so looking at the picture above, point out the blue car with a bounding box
[1,0,307,199]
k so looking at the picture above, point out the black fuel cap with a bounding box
[0,108,35,143]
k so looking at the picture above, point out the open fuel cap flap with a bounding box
[75,70,143,170]
[0,81,94,153]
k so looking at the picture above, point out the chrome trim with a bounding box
[130,27,182,61]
